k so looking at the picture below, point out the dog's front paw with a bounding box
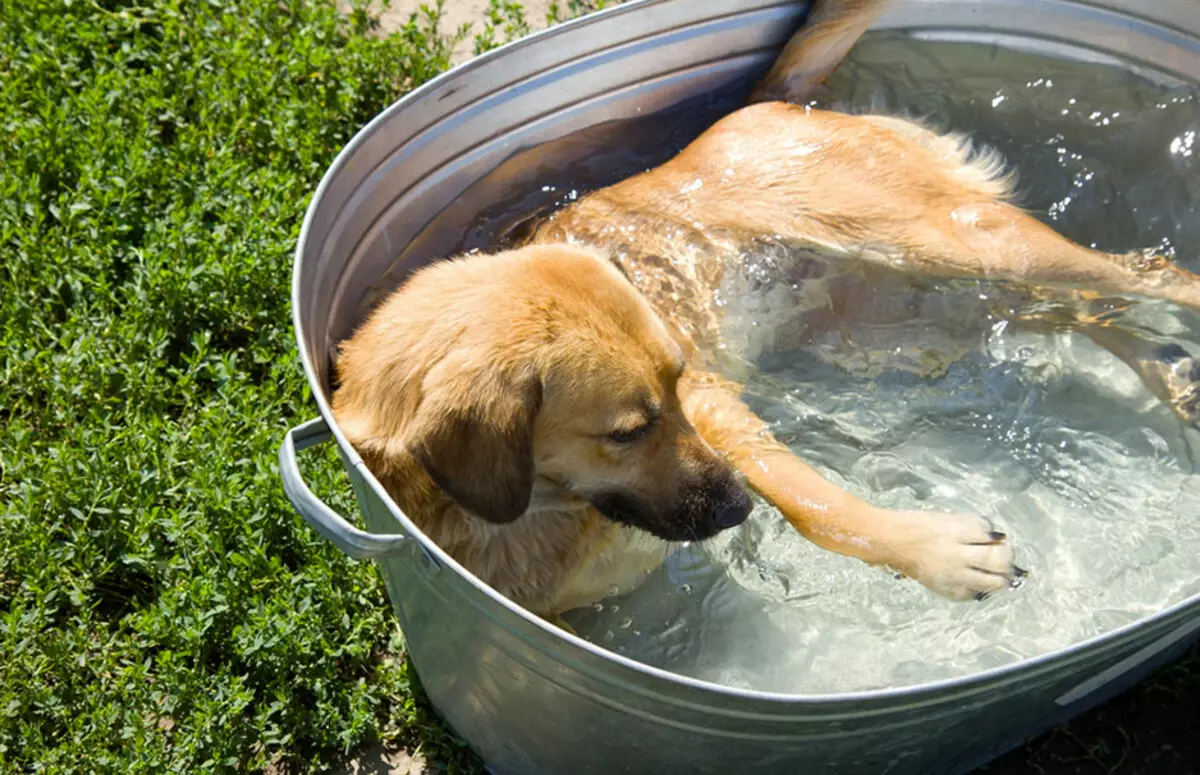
[875,509,1025,601]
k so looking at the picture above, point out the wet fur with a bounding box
[333,0,1200,617]
[333,246,746,615]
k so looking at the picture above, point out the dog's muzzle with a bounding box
[589,471,752,541]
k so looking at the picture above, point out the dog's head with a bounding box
[334,244,751,542]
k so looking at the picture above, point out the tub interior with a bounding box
[298,0,1200,695]
[307,0,1200,399]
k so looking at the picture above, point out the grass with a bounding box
[0,0,1196,773]
[0,0,479,770]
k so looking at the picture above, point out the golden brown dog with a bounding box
[333,0,1200,619]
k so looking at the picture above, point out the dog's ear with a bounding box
[404,353,543,524]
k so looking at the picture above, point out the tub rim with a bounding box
[290,0,1200,709]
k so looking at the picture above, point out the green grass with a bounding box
[0,0,481,771]
[0,0,627,770]
[1,0,1196,773]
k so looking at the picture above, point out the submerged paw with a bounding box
[1151,343,1200,425]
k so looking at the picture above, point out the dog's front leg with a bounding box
[679,369,1023,600]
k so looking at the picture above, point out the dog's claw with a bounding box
[881,510,1020,601]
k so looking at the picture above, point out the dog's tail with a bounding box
[749,0,890,105]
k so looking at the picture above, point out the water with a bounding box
[549,33,1200,694]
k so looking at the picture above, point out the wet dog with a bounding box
[332,0,1200,617]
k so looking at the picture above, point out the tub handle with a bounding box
[279,417,410,559]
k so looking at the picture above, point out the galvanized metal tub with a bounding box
[279,1,1200,772]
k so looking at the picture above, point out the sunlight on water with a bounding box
[561,32,1200,694]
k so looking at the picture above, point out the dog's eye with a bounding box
[608,422,653,444]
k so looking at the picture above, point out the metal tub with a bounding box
[279,1,1200,772]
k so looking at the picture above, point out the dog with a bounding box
[332,0,1200,619]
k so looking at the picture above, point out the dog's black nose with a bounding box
[714,488,753,529]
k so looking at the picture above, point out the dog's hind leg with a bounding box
[883,205,1200,419]
[909,201,1200,312]
[1083,327,1200,425]
[750,0,890,105]
[1014,298,1200,424]
[679,369,1022,601]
